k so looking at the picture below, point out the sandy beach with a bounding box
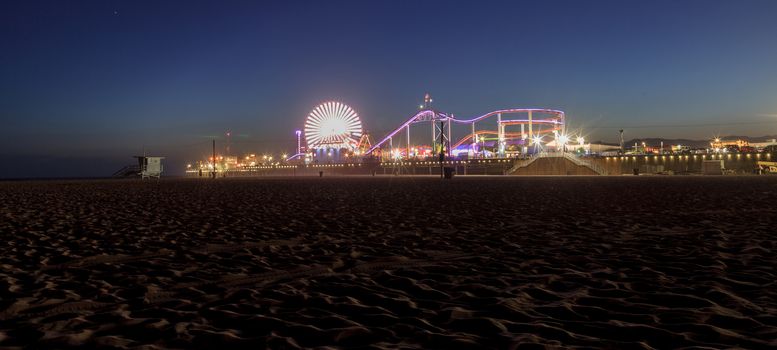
[0,176,775,348]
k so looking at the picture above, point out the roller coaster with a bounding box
[365,105,566,159]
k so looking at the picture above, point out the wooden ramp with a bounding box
[510,156,599,175]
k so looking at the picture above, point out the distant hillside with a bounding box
[606,135,777,149]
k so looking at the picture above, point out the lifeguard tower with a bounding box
[134,156,165,179]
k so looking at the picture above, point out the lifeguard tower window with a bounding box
[135,156,165,179]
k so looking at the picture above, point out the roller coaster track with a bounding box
[365,108,565,155]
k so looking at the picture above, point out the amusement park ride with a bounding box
[186,95,777,176]
[287,93,568,163]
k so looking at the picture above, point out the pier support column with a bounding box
[521,124,527,154]
[471,122,476,155]
[447,119,452,157]
[497,113,504,156]
[389,137,393,160]
[528,110,533,141]
[431,120,436,156]
[406,125,410,160]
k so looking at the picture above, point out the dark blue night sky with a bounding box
[2,0,777,177]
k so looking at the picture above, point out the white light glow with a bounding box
[305,102,362,150]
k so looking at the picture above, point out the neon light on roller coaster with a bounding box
[365,108,564,155]
[451,109,565,124]
[499,119,562,125]
[364,109,450,154]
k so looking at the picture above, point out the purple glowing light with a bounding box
[365,108,565,155]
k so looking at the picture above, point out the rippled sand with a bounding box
[1,176,776,348]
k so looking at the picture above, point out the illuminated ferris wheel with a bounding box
[304,102,362,150]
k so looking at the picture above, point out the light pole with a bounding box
[295,130,302,155]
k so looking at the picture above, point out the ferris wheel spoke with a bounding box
[304,102,362,151]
